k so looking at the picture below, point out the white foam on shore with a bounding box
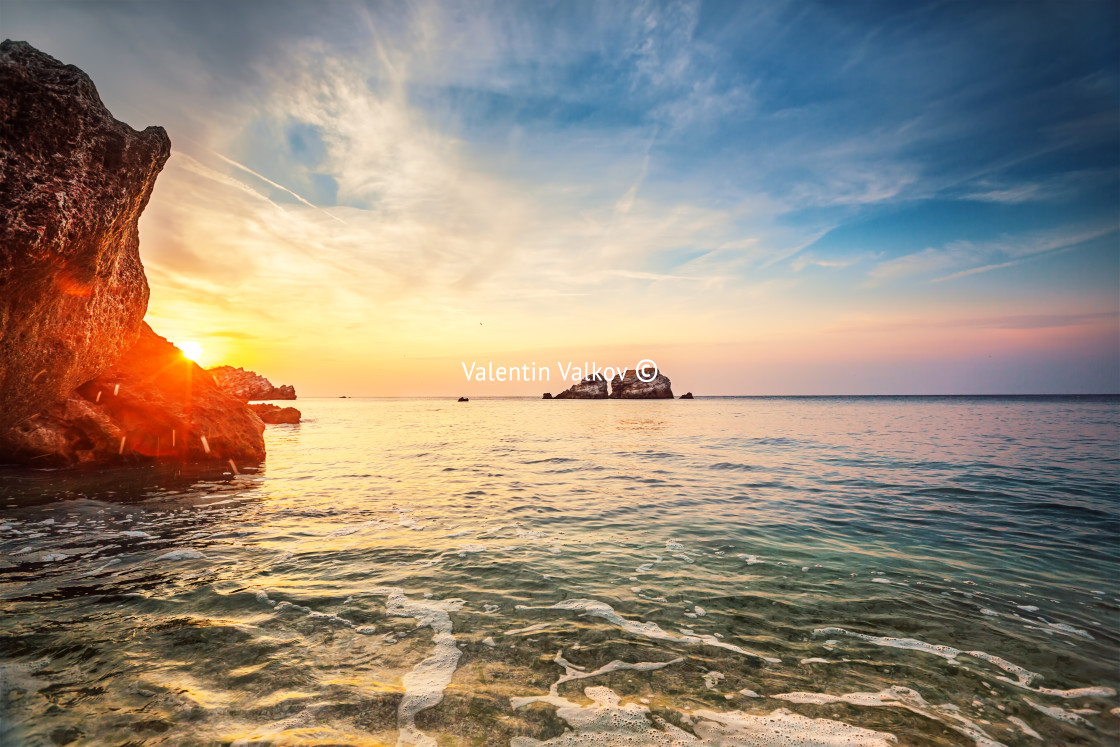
[814,627,1039,686]
[510,658,894,747]
[518,599,780,663]
[371,587,465,747]
[1044,621,1094,640]
[511,649,683,710]
[1008,716,1042,739]
[1023,697,1091,726]
[772,686,1006,747]
[512,687,896,747]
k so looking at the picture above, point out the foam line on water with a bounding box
[815,626,1038,686]
[511,682,897,747]
[1007,716,1042,740]
[371,587,465,747]
[518,599,780,663]
[821,627,1115,699]
[772,686,1007,747]
[1023,697,1092,727]
[510,649,683,710]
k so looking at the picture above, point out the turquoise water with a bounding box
[1,396,1118,746]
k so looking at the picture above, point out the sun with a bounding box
[178,341,204,363]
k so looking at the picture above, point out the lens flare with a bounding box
[178,341,204,363]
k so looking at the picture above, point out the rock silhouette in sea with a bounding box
[554,376,609,399]
[542,392,552,399]
[458,396,469,402]
[0,40,171,431]
[2,324,265,465]
[609,368,674,399]
[680,392,694,399]
[208,365,297,400]
[250,403,301,425]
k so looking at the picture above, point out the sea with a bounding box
[1,396,1118,746]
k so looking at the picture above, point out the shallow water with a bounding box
[1,396,1118,746]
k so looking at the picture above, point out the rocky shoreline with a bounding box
[0,41,289,467]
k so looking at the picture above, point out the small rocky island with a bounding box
[549,367,676,399]
[209,366,296,400]
[0,41,277,466]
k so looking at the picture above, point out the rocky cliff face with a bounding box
[208,366,297,400]
[0,40,171,431]
[0,41,268,467]
[609,368,673,399]
[554,376,609,399]
[1,324,265,465]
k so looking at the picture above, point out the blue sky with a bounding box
[4,0,1117,393]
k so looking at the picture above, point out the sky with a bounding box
[3,0,1118,395]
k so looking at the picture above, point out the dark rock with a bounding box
[680,392,694,399]
[554,376,609,399]
[0,40,171,430]
[458,396,469,402]
[250,403,301,425]
[542,392,552,399]
[0,324,265,466]
[208,365,296,400]
[609,368,673,399]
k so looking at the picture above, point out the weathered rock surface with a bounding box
[250,403,301,425]
[609,368,674,399]
[208,365,297,400]
[680,392,694,399]
[0,40,171,431]
[0,324,265,465]
[554,376,609,399]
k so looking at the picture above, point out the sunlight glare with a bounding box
[178,340,204,363]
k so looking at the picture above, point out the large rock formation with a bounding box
[609,368,673,399]
[554,376,609,399]
[0,41,268,467]
[0,40,171,431]
[1,324,265,465]
[208,365,297,400]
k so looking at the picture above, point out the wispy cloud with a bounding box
[867,225,1116,286]
[8,0,1114,393]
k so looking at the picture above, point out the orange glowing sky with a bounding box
[10,1,1118,395]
